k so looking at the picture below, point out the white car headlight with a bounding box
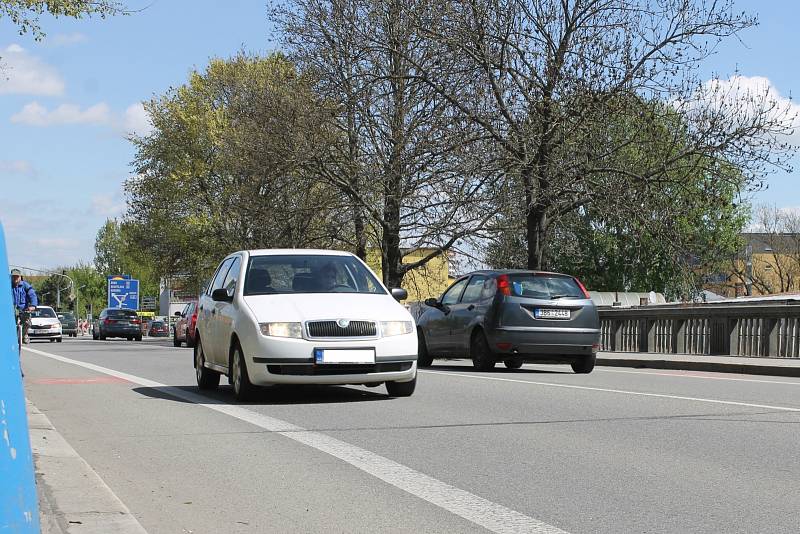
[259,322,303,338]
[381,321,413,337]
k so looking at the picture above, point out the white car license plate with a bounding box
[535,308,570,319]
[314,349,375,364]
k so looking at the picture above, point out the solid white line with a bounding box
[594,367,800,386]
[419,370,800,413]
[23,346,568,534]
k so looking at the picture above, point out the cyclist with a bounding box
[11,268,38,344]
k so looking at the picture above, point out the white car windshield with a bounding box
[32,308,57,318]
[244,255,385,296]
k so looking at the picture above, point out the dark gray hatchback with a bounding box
[416,270,600,373]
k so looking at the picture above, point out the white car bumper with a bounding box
[243,332,418,386]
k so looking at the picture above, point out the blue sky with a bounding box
[0,0,798,270]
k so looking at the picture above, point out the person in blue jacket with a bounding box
[11,268,38,344]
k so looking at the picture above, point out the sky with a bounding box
[0,0,798,271]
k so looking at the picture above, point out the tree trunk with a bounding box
[381,0,407,289]
[526,208,546,270]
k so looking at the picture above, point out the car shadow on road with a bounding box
[425,363,567,374]
[132,384,392,406]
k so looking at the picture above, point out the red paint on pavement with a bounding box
[30,376,131,385]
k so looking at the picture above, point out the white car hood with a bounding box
[243,293,413,323]
[30,318,60,327]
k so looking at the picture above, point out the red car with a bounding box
[173,301,198,347]
[148,320,170,337]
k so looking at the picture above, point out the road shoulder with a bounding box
[27,400,148,534]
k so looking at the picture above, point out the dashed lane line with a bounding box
[24,346,569,534]
[419,370,800,413]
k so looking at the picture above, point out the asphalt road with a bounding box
[22,338,800,534]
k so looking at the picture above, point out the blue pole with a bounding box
[0,223,40,532]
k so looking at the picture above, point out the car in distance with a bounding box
[173,300,198,347]
[148,320,169,337]
[57,311,78,337]
[416,270,600,373]
[92,308,143,341]
[194,249,418,401]
[29,306,62,342]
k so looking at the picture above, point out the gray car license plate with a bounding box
[535,308,570,319]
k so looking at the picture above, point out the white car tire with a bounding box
[231,344,256,402]
[194,337,220,390]
[386,375,416,397]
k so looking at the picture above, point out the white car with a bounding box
[194,249,418,400]
[28,306,63,342]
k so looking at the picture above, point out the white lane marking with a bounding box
[24,346,568,534]
[594,367,800,386]
[419,370,800,413]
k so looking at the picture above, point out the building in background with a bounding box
[705,233,800,297]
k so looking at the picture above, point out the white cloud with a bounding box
[693,75,800,147]
[50,33,88,46]
[9,100,154,137]
[89,193,126,218]
[31,237,82,249]
[10,101,111,126]
[0,160,35,175]
[0,44,65,96]
[123,103,154,137]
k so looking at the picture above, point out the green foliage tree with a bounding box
[126,52,345,289]
[1,0,124,40]
[94,219,160,301]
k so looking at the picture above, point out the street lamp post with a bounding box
[76,285,87,321]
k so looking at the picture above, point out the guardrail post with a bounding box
[767,318,779,357]
[638,318,649,353]
[0,223,40,532]
[675,319,687,353]
[728,318,741,356]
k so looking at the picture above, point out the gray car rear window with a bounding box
[509,275,584,299]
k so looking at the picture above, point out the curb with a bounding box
[26,401,149,534]
[597,357,800,378]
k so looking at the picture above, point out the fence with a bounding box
[599,300,800,358]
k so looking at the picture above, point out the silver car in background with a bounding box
[416,270,600,373]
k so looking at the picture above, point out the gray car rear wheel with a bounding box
[503,357,523,369]
[471,331,496,371]
[571,354,596,374]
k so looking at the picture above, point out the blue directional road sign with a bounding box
[107,276,140,310]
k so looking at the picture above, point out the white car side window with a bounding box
[222,256,242,295]
[208,258,234,295]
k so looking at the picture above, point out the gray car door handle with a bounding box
[467,305,475,311]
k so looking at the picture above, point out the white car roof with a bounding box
[243,249,356,257]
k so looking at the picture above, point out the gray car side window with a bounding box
[209,258,234,294]
[461,276,486,304]
[222,256,242,296]
[441,278,469,306]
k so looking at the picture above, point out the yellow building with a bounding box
[366,248,452,302]
[706,233,800,297]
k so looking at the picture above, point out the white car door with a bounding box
[199,257,234,365]
[212,255,242,367]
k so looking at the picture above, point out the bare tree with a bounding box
[731,205,800,295]
[404,0,796,270]
[272,0,497,287]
